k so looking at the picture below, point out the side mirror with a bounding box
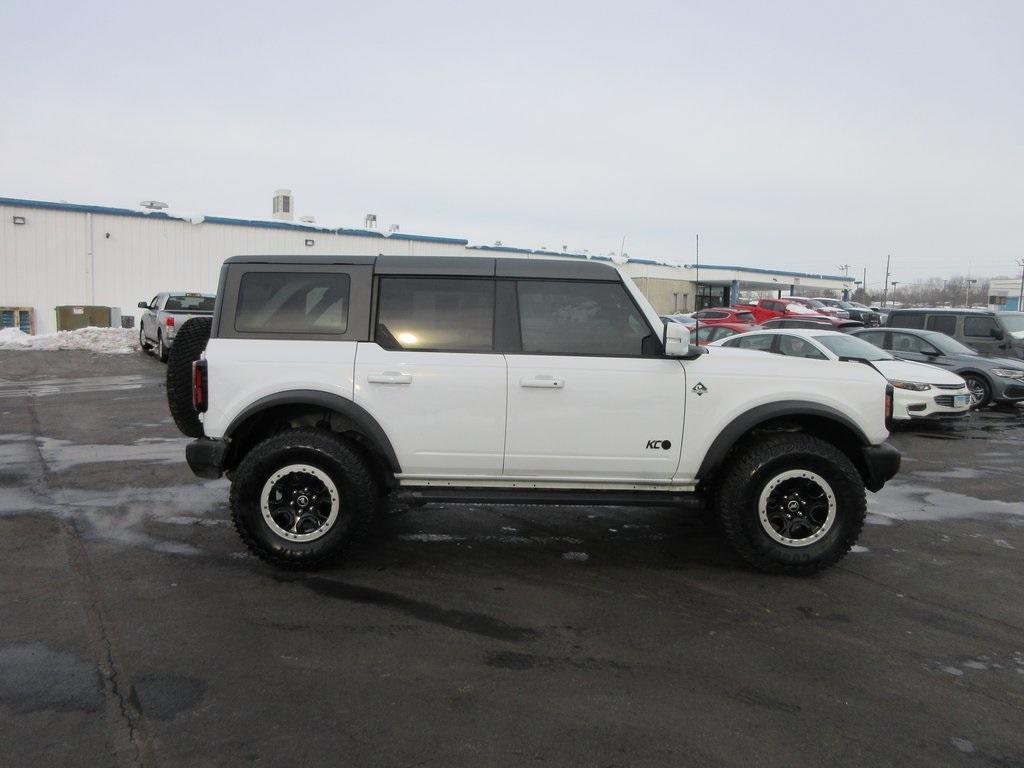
[990,328,1004,340]
[138,301,149,309]
[663,322,691,357]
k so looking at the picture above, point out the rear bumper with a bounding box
[186,438,228,479]
[861,442,901,492]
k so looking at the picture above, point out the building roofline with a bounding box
[0,196,469,246]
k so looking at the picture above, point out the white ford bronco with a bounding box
[168,255,899,574]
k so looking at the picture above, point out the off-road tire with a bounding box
[230,429,377,569]
[165,317,212,438]
[715,433,865,576]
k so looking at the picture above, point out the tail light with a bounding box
[165,315,175,328]
[193,359,208,412]
[884,384,894,427]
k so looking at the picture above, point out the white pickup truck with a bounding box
[138,292,215,361]
[166,255,900,575]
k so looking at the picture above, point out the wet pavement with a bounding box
[1,350,1022,767]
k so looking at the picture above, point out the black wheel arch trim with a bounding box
[697,401,872,482]
[224,390,401,473]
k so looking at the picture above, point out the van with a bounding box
[886,308,1024,360]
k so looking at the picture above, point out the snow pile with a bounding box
[0,326,139,354]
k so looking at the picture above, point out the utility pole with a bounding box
[881,254,892,308]
[1017,258,1024,311]
[966,278,978,307]
[862,267,867,301]
[837,264,851,277]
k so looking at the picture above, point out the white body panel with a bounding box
[674,346,890,482]
[201,339,358,439]
[353,343,506,477]
[503,355,686,480]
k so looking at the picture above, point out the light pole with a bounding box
[1017,258,1024,311]
[966,278,978,307]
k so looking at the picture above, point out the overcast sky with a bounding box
[2,1,1021,286]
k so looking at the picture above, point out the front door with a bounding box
[503,279,686,482]
[354,276,506,478]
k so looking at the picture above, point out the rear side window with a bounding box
[165,294,215,312]
[963,316,999,338]
[856,330,888,348]
[236,273,350,334]
[890,312,925,329]
[517,280,651,356]
[376,278,494,351]
[736,312,755,322]
[926,315,957,335]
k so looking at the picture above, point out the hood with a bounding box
[872,359,966,385]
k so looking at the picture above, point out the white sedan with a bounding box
[711,329,971,421]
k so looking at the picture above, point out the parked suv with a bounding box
[887,308,1024,360]
[172,255,899,575]
[816,298,882,326]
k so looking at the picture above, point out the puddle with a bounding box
[869,483,1024,523]
[0,374,153,399]
[0,434,190,472]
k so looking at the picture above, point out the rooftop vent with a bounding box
[273,189,294,221]
[364,214,377,229]
[140,200,168,210]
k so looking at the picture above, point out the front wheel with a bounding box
[157,332,169,362]
[139,325,150,352]
[230,429,377,568]
[714,434,866,575]
[962,374,991,409]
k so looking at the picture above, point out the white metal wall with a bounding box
[1,204,469,334]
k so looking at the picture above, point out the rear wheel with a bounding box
[715,434,865,575]
[962,374,991,409]
[230,429,377,568]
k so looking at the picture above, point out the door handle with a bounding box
[368,372,412,385]
[520,375,564,389]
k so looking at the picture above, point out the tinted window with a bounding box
[777,335,828,359]
[856,330,888,348]
[165,294,215,312]
[725,334,774,351]
[926,315,957,335]
[376,278,494,351]
[517,281,651,356]
[236,272,349,334]
[735,312,755,323]
[963,316,999,338]
[890,312,925,329]
[891,332,939,356]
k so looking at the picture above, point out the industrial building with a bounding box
[1,193,855,335]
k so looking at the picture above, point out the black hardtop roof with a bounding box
[222,254,621,281]
[888,307,996,316]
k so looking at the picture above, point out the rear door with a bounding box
[354,275,507,478]
[503,278,685,481]
[961,315,1002,356]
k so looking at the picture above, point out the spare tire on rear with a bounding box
[166,317,212,438]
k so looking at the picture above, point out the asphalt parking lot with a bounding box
[1,350,1023,768]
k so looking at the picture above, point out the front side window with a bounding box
[517,280,651,356]
[725,334,774,351]
[236,272,350,334]
[777,335,828,359]
[376,277,494,351]
[890,332,939,356]
[963,316,999,338]
[926,315,957,335]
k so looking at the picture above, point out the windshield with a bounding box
[925,332,977,356]
[813,334,894,361]
[1000,313,1024,338]
[786,303,819,315]
[165,294,215,312]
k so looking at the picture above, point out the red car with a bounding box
[736,298,837,326]
[694,321,758,345]
[692,307,758,326]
